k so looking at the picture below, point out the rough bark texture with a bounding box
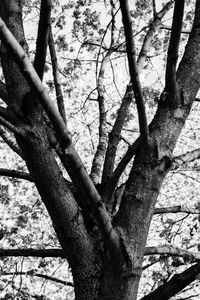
[0,1,200,300]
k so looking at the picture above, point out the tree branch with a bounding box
[101,84,133,189]
[119,0,149,145]
[48,26,66,123]
[140,261,200,300]
[0,248,64,258]
[0,168,32,181]
[101,1,174,196]
[0,126,22,157]
[34,0,52,80]
[90,50,113,185]
[171,148,200,170]
[137,0,174,70]
[0,17,124,264]
[154,205,200,215]
[2,271,73,287]
[145,245,200,261]
[165,0,185,99]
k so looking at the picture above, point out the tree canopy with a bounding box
[0,0,200,299]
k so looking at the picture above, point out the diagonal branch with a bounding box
[0,126,22,157]
[119,0,149,145]
[34,0,52,80]
[140,261,200,300]
[48,26,66,123]
[0,17,124,263]
[165,0,185,99]
[101,2,174,199]
[3,271,73,287]
[171,148,200,170]
[137,0,174,71]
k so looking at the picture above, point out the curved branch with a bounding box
[34,0,52,80]
[140,261,200,300]
[137,0,174,70]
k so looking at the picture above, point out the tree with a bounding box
[0,0,200,299]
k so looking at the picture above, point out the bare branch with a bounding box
[145,245,200,261]
[48,26,66,123]
[171,148,200,170]
[90,50,112,184]
[34,0,52,80]
[0,114,25,137]
[102,1,174,195]
[165,0,185,98]
[0,17,123,263]
[154,205,200,215]
[2,271,73,287]
[102,84,133,188]
[137,0,174,70]
[119,0,149,145]
[0,248,64,258]
[0,168,32,181]
[0,126,22,157]
[140,261,200,300]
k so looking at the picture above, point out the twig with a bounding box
[0,248,64,258]
[171,148,200,170]
[145,245,200,260]
[34,0,52,80]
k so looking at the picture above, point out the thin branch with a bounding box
[140,261,200,300]
[137,0,174,71]
[0,169,32,181]
[119,0,149,145]
[90,50,113,184]
[0,248,64,258]
[161,25,190,34]
[154,205,200,215]
[0,126,22,157]
[171,148,200,170]
[165,0,185,98]
[145,245,200,261]
[101,84,133,200]
[2,271,73,287]
[0,17,123,264]
[48,26,66,123]
[34,0,52,80]
[0,115,25,137]
[101,1,174,196]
